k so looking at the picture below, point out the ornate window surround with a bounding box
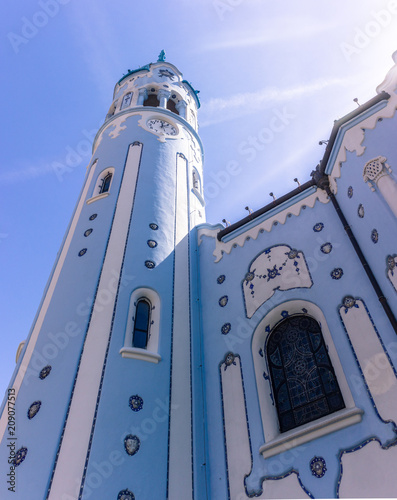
[252,300,362,459]
[120,287,161,364]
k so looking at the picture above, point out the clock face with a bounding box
[147,118,177,136]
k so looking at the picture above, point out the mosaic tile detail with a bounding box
[124,435,140,456]
[310,456,327,478]
[39,365,52,380]
[342,296,359,314]
[347,186,353,198]
[89,213,97,221]
[313,222,324,232]
[145,260,155,269]
[281,310,289,318]
[78,248,87,257]
[117,489,135,500]
[147,240,157,248]
[320,242,332,254]
[223,352,236,370]
[387,255,396,273]
[221,323,231,335]
[129,395,143,412]
[149,223,158,230]
[84,229,93,237]
[358,204,364,218]
[217,274,226,284]
[371,229,379,244]
[27,401,41,420]
[13,447,27,467]
[331,268,344,280]
[219,296,228,307]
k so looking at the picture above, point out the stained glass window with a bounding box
[133,299,150,349]
[267,315,345,432]
[100,172,112,194]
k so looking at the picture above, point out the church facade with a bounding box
[1,52,397,499]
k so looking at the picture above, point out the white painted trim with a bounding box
[252,300,357,454]
[15,341,25,363]
[119,347,161,364]
[86,192,110,204]
[259,407,363,459]
[48,142,142,499]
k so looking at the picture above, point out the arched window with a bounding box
[133,299,151,349]
[267,315,345,433]
[143,94,160,107]
[166,99,179,115]
[99,172,112,194]
[120,92,133,110]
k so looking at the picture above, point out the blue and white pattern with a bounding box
[129,395,143,412]
[27,401,41,420]
[310,456,327,478]
[331,268,343,280]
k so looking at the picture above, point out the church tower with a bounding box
[0,53,206,499]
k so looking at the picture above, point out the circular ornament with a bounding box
[217,275,226,284]
[39,365,52,380]
[147,240,157,248]
[320,242,332,254]
[343,296,356,309]
[13,447,28,467]
[221,323,231,335]
[225,353,235,366]
[89,213,97,220]
[84,229,93,237]
[27,401,41,420]
[124,435,140,456]
[129,395,143,412]
[149,223,158,230]
[347,186,353,198]
[147,118,177,136]
[287,249,298,259]
[117,489,135,500]
[310,456,327,478]
[358,204,365,218]
[331,268,344,280]
[371,229,379,244]
[219,296,228,307]
[78,248,87,257]
[245,272,255,282]
[387,255,396,271]
[313,222,324,232]
[145,260,155,269]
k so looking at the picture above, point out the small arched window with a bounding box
[167,99,179,115]
[120,92,133,110]
[133,299,151,349]
[267,315,345,433]
[99,172,112,194]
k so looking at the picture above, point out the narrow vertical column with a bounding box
[137,88,148,106]
[158,89,171,109]
[168,153,193,499]
[176,100,187,119]
[363,156,397,217]
[48,143,143,499]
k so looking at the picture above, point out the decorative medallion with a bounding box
[89,214,97,221]
[147,240,157,248]
[387,255,396,272]
[331,268,344,280]
[78,248,87,257]
[347,186,353,198]
[281,310,289,318]
[219,296,228,307]
[129,395,143,412]
[320,242,333,254]
[223,352,236,370]
[13,447,27,467]
[117,489,135,500]
[313,222,324,232]
[343,296,356,309]
[158,68,175,80]
[358,204,365,218]
[84,229,93,237]
[371,229,379,244]
[244,272,255,282]
[287,249,298,259]
[221,323,231,335]
[310,456,327,478]
[149,223,158,230]
[39,365,52,380]
[27,401,41,420]
[145,260,155,269]
[217,275,226,284]
[124,435,140,456]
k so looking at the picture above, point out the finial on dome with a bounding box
[158,50,166,62]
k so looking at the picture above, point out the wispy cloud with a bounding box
[200,76,356,127]
[0,164,56,184]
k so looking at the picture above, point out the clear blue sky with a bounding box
[1,0,397,400]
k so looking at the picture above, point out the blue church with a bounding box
[1,51,397,499]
